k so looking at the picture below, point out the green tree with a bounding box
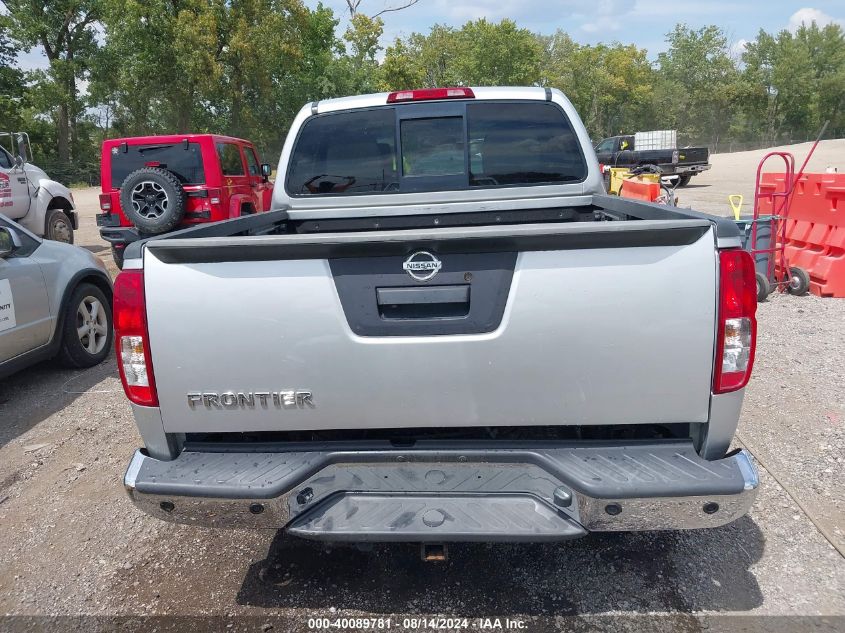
[94,0,220,135]
[656,25,743,148]
[743,22,845,143]
[381,25,463,89]
[95,0,341,154]
[338,13,384,94]
[538,31,655,139]
[0,15,26,131]
[381,19,541,90]
[1,0,100,161]
[454,19,541,86]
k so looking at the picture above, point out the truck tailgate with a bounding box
[143,221,717,433]
[679,147,709,164]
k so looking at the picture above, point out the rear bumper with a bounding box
[673,164,711,175]
[124,442,759,542]
[99,225,141,245]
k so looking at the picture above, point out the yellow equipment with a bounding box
[608,167,661,195]
[728,194,744,220]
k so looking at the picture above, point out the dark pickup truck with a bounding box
[595,135,710,186]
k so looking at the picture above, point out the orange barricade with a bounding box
[759,172,845,298]
[619,177,661,202]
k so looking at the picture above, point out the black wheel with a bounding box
[677,174,693,187]
[786,266,810,296]
[119,167,186,234]
[111,245,125,270]
[755,272,771,302]
[57,283,113,368]
[45,209,74,243]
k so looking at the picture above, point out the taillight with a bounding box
[99,193,112,212]
[713,250,757,393]
[113,269,158,406]
[387,87,475,103]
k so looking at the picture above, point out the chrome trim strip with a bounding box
[735,449,760,491]
[123,449,145,491]
[717,237,743,249]
[121,258,143,270]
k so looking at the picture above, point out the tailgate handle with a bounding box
[376,285,470,320]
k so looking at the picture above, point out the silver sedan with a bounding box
[0,213,113,379]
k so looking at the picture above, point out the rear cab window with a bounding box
[286,101,586,197]
[110,143,205,189]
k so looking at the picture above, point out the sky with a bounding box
[308,0,845,59]
[10,1,845,72]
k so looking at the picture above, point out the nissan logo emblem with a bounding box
[403,251,442,281]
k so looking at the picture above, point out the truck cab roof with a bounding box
[102,134,256,147]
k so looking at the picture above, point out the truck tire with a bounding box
[755,272,771,302]
[677,174,693,187]
[45,209,74,243]
[786,266,810,296]
[57,283,113,368]
[120,167,187,234]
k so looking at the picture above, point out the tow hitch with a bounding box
[421,543,448,562]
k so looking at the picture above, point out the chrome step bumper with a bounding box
[124,442,759,541]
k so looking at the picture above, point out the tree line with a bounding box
[1,1,843,183]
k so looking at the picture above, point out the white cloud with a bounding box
[430,0,526,23]
[577,0,626,34]
[631,0,745,18]
[787,7,844,32]
[730,38,748,57]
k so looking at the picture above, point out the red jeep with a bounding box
[97,134,273,268]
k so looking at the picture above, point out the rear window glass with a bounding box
[401,117,464,177]
[467,103,586,186]
[286,101,585,196]
[110,143,205,188]
[217,142,245,176]
[287,108,397,195]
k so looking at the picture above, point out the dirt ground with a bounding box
[676,138,845,217]
[1,141,844,632]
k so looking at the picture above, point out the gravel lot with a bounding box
[1,141,843,631]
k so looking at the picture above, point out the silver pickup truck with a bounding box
[118,87,760,544]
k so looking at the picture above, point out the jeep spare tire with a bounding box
[120,167,187,234]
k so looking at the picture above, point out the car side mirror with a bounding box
[261,163,272,179]
[0,226,22,258]
[13,155,23,169]
[15,134,30,164]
